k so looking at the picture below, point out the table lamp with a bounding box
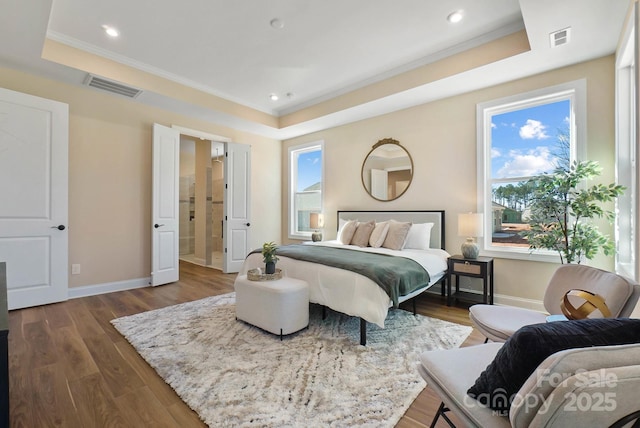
[458,213,483,259]
[310,212,324,242]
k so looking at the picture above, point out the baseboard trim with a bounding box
[425,286,545,312]
[68,277,151,299]
[66,277,545,312]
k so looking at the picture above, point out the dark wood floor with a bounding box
[7,261,484,427]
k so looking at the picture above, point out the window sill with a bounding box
[479,247,561,263]
[288,233,312,241]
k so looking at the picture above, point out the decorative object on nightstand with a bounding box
[458,213,483,259]
[310,212,324,242]
[261,241,279,274]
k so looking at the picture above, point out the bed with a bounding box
[238,210,450,344]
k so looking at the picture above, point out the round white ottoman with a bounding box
[234,275,309,339]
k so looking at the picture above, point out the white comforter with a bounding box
[238,241,450,328]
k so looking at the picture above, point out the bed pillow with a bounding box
[466,318,640,414]
[369,221,390,248]
[351,220,376,247]
[382,220,412,250]
[339,220,358,245]
[404,222,434,250]
[336,218,348,242]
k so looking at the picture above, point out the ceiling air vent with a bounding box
[83,74,143,98]
[549,27,571,48]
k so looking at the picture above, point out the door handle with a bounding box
[51,225,66,230]
[154,223,164,229]
[245,223,251,226]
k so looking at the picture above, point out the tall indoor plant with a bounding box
[524,160,624,264]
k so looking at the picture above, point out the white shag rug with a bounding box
[111,293,472,427]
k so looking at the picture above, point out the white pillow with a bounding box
[403,222,434,250]
[336,218,348,242]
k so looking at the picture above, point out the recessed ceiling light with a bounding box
[270,18,284,30]
[269,93,279,101]
[102,25,119,37]
[447,10,464,24]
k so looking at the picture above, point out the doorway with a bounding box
[0,88,69,309]
[178,136,225,271]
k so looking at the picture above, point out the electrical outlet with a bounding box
[71,264,81,275]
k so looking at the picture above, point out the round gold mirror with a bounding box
[361,138,413,201]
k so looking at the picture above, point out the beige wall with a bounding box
[282,55,616,305]
[0,52,617,303]
[1,65,281,288]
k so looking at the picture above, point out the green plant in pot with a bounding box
[523,160,624,264]
[262,241,279,274]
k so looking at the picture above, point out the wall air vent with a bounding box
[83,74,143,98]
[549,27,571,48]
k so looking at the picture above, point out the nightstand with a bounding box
[447,255,494,306]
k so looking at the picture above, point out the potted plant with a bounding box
[262,241,279,274]
[523,160,624,264]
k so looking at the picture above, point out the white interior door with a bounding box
[0,88,68,309]
[223,142,251,273]
[152,123,180,286]
[371,169,388,200]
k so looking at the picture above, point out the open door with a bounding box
[0,88,69,309]
[223,142,251,273]
[151,123,180,285]
[371,169,388,200]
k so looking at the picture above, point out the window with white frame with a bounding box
[288,141,324,239]
[615,5,637,280]
[476,80,586,260]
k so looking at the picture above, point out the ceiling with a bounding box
[0,0,631,139]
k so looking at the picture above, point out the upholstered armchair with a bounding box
[417,319,640,427]
[469,264,640,342]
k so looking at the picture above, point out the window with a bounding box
[615,6,637,280]
[476,80,586,260]
[288,141,324,239]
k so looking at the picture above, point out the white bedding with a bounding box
[238,241,450,328]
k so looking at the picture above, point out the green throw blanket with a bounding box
[251,244,431,307]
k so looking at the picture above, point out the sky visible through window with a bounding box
[297,149,322,191]
[491,100,570,179]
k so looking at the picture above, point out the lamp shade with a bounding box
[310,213,324,230]
[458,213,484,238]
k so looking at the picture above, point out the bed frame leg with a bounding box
[412,298,417,315]
[360,318,366,346]
[322,305,327,320]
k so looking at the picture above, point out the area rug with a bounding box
[111,293,472,427]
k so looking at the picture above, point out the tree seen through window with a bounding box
[490,100,571,247]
